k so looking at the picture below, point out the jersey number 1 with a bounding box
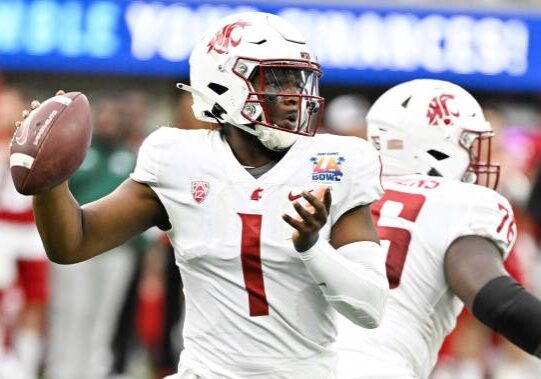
[371,190,426,289]
[238,213,269,316]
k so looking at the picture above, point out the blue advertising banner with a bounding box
[0,0,540,91]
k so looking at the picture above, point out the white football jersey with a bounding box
[336,174,517,379]
[0,165,44,289]
[130,128,383,379]
[0,163,34,222]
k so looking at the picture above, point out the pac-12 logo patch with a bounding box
[191,181,209,203]
[310,153,345,182]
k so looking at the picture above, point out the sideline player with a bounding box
[0,86,48,379]
[336,79,541,379]
[19,12,389,379]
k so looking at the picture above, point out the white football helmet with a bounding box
[367,79,500,189]
[177,12,324,151]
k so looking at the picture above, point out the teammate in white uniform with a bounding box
[20,12,389,379]
[336,79,541,379]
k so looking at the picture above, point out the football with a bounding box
[10,92,92,195]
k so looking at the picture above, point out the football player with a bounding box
[336,79,541,379]
[24,12,389,379]
[0,86,48,379]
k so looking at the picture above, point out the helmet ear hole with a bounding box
[427,149,449,161]
[208,83,229,95]
[427,168,443,177]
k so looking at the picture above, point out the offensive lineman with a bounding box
[19,12,389,379]
[336,79,541,379]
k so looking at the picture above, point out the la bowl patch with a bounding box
[310,153,345,182]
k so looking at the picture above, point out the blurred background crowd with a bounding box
[1,1,541,379]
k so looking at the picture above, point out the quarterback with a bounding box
[24,12,389,379]
[336,79,541,379]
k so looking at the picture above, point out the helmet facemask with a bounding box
[460,130,500,189]
[234,58,324,150]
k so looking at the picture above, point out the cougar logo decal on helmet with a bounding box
[207,21,251,55]
[426,94,459,126]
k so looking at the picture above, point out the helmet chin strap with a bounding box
[254,124,298,151]
[177,83,297,151]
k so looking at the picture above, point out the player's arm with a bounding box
[445,236,541,358]
[283,188,388,328]
[33,178,169,264]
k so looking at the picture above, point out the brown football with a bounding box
[10,92,92,195]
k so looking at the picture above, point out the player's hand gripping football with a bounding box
[282,186,331,252]
[19,90,66,118]
[17,90,64,121]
